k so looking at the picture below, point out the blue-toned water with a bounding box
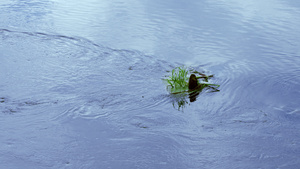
[1,0,300,168]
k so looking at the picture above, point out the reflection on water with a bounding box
[1,0,300,168]
[189,90,200,102]
[169,91,200,111]
[169,84,221,111]
[169,93,188,111]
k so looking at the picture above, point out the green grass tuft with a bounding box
[165,66,189,88]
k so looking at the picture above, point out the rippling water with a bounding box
[1,0,300,168]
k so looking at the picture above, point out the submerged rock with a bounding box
[188,74,198,90]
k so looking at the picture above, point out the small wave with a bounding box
[67,104,110,120]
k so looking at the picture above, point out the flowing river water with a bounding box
[1,0,300,168]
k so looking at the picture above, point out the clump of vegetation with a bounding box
[163,66,219,94]
[165,67,189,88]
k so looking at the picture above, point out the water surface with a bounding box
[1,0,300,168]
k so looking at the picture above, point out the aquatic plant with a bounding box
[165,66,189,88]
[163,66,219,94]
